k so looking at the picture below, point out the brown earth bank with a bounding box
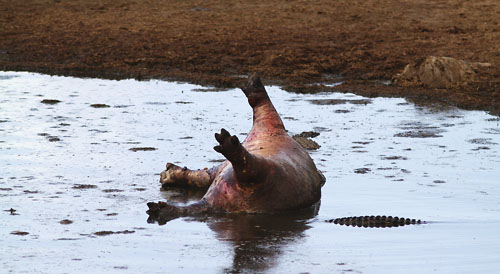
[1,0,499,115]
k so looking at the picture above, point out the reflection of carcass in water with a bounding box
[157,186,319,274]
[210,208,317,273]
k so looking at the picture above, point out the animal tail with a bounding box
[326,215,424,228]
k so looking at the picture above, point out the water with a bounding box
[1,71,499,273]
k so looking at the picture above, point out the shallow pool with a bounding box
[1,72,499,273]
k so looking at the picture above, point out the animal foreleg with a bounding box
[213,128,270,185]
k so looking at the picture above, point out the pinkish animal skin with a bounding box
[147,74,325,222]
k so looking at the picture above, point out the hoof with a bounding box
[146,202,160,215]
[146,201,183,225]
[213,128,241,160]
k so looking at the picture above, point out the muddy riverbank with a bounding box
[1,0,499,114]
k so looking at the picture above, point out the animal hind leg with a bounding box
[160,163,219,188]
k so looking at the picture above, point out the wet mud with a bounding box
[1,72,500,273]
[1,0,500,114]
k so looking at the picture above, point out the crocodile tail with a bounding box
[326,215,424,228]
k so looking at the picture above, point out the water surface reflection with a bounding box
[154,187,318,274]
[210,211,316,274]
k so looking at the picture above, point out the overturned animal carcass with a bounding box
[147,74,326,224]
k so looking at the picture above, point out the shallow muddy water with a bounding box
[1,72,499,273]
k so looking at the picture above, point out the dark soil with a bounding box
[1,0,499,114]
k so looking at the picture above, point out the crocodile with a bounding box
[326,215,424,228]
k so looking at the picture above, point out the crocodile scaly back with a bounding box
[326,215,423,228]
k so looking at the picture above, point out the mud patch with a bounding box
[11,231,29,236]
[94,230,135,236]
[102,189,124,193]
[394,130,443,138]
[41,99,61,105]
[309,99,372,105]
[354,168,371,174]
[90,104,110,108]
[471,146,491,151]
[381,156,408,160]
[482,128,500,135]
[72,184,98,190]
[129,147,157,152]
[144,102,167,105]
[335,109,351,113]
[353,141,372,145]
[395,121,445,138]
[192,87,228,92]
[23,190,39,194]
[467,138,498,145]
[48,136,61,142]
